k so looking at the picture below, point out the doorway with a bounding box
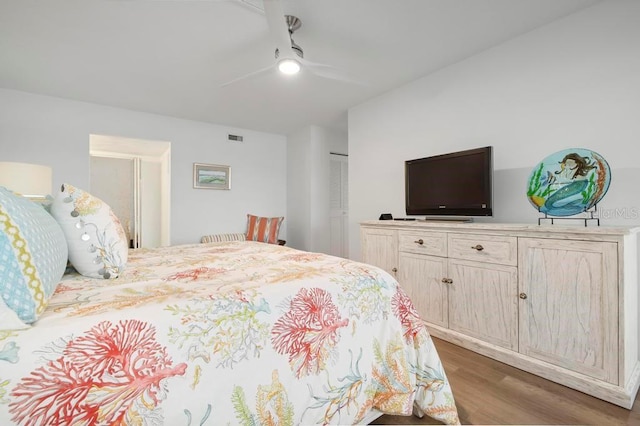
[89,135,171,248]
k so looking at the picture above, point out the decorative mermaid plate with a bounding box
[527,148,611,217]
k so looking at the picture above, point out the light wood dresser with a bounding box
[360,220,640,408]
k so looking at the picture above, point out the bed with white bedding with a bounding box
[0,240,460,425]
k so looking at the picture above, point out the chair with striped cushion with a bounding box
[246,214,284,245]
[200,233,247,244]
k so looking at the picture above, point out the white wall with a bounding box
[349,0,640,260]
[287,125,347,252]
[0,88,287,245]
[287,127,312,250]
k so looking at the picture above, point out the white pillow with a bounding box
[50,184,128,279]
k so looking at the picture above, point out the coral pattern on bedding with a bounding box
[0,241,459,425]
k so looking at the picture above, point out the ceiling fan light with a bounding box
[278,58,301,75]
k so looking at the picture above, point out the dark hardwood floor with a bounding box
[372,337,640,425]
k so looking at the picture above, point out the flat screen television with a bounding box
[405,146,493,217]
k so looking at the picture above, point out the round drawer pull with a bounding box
[414,239,424,245]
[471,244,484,251]
[392,267,398,273]
[519,292,528,300]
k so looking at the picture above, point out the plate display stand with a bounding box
[538,204,600,226]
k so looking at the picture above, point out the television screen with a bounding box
[405,146,493,216]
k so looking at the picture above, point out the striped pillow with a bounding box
[246,214,283,244]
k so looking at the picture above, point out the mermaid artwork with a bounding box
[527,149,611,217]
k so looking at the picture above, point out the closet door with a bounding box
[91,156,163,249]
[330,154,349,258]
[90,156,134,248]
[140,160,161,248]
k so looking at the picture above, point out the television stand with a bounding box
[420,217,474,223]
[360,221,640,409]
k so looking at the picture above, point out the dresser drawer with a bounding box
[398,231,447,256]
[448,233,517,266]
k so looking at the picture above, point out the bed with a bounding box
[0,239,460,425]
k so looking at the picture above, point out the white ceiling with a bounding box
[0,0,599,135]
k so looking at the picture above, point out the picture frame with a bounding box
[193,163,231,190]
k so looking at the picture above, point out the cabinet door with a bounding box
[518,238,618,383]
[398,252,448,327]
[361,227,398,277]
[448,259,518,350]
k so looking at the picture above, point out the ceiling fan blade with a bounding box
[263,0,294,57]
[229,1,360,86]
[220,63,275,87]
[300,58,367,86]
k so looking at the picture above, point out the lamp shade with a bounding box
[0,162,52,198]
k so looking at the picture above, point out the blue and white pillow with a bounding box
[0,186,68,327]
[49,184,127,279]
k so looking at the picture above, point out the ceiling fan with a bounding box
[221,0,363,87]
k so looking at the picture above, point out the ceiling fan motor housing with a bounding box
[275,45,303,60]
[274,15,304,59]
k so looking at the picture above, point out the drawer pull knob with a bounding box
[519,292,528,300]
[441,278,453,284]
[392,267,398,273]
[471,244,484,251]
[414,239,424,245]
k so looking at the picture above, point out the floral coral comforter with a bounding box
[0,241,459,425]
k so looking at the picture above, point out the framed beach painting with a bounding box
[193,163,231,190]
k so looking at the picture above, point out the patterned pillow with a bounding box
[50,184,128,279]
[0,296,30,330]
[0,186,68,326]
[246,214,284,244]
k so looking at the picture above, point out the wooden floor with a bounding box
[372,337,640,425]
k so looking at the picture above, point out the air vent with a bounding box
[228,134,244,142]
